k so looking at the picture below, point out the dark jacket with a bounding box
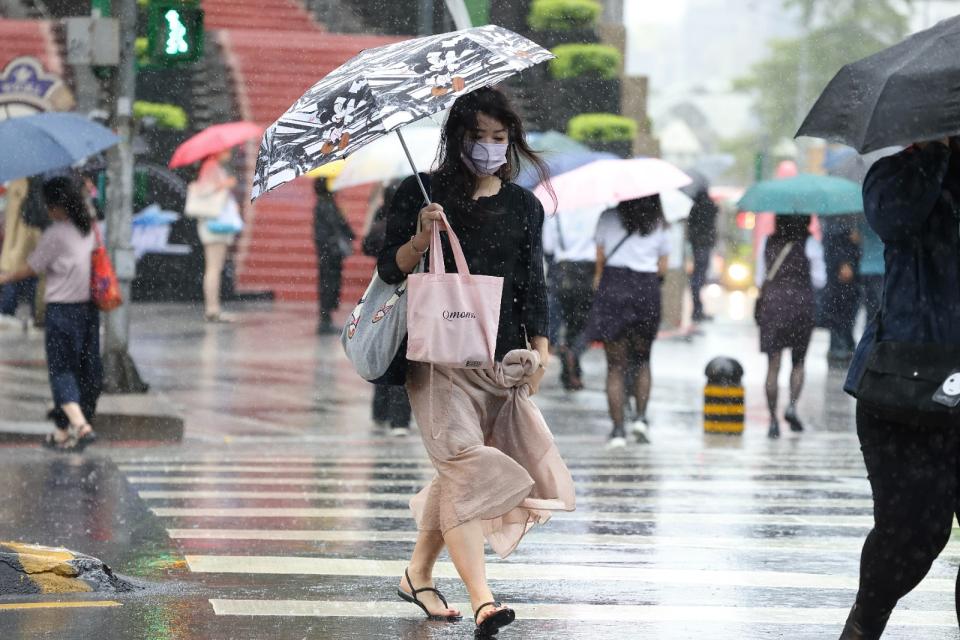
[686,189,718,248]
[313,193,354,256]
[845,143,960,394]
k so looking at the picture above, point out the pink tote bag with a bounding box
[406,210,503,369]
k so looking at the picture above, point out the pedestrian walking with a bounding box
[841,140,960,639]
[687,187,718,322]
[377,87,575,635]
[0,176,101,450]
[194,150,242,323]
[754,215,826,439]
[822,214,862,365]
[585,195,670,448]
[313,178,354,335]
[541,205,604,390]
[0,176,45,332]
[361,181,412,436]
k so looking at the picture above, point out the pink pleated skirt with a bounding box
[405,350,576,558]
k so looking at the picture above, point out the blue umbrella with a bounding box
[516,150,617,189]
[0,112,119,183]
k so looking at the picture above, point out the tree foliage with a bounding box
[737,0,910,143]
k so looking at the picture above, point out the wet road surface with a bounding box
[0,302,958,639]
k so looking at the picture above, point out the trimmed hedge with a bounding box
[134,101,189,130]
[528,0,601,31]
[550,43,621,80]
[568,113,637,143]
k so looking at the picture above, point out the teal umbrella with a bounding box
[737,174,863,215]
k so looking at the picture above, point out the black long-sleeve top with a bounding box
[378,175,548,360]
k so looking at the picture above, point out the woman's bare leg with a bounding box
[399,529,460,617]
[444,518,509,624]
[203,243,228,317]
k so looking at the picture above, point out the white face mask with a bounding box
[463,141,509,176]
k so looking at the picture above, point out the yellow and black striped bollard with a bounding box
[704,384,745,434]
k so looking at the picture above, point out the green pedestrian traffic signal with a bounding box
[147,1,204,66]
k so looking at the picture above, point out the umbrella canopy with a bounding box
[533,158,692,212]
[737,174,863,215]
[527,130,590,155]
[823,146,902,185]
[169,121,263,168]
[661,189,694,223]
[331,126,441,190]
[0,112,119,184]
[797,15,960,153]
[252,25,553,201]
[307,159,346,179]
[516,149,616,190]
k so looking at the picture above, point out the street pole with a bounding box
[103,0,148,393]
[419,0,434,35]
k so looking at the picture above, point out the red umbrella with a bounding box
[168,121,263,168]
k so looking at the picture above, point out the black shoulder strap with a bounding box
[606,232,633,262]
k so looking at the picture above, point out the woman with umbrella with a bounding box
[172,122,260,323]
[378,86,574,635]
[0,176,101,450]
[754,215,826,438]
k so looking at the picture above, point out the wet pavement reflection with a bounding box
[0,303,958,639]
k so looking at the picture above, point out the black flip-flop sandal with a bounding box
[42,429,77,452]
[474,601,515,636]
[397,568,461,622]
[73,424,98,451]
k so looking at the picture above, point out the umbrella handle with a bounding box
[396,129,431,207]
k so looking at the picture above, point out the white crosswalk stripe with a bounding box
[119,453,959,632]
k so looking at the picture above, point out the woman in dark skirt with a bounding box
[585,195,670,448]
[755,215,826,438]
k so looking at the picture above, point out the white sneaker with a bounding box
[606,436,627,449]
[389,426,410,437]
[630,419,650,444]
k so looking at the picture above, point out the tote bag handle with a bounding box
[428,208,471,276]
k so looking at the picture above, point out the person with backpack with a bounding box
[754,215,826,439]
[584,195,670,448]
[0,176,101,451]
[541,205,604,390]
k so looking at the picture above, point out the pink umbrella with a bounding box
[534,157,692,212]
[168,121,263,168]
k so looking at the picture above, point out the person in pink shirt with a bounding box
[0,176,100,450]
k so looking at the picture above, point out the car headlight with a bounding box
[726,262,750,284]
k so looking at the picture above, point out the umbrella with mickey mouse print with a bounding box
[250,25,553,204]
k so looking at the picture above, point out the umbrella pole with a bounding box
[396,129,432,206]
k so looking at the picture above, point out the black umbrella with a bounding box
[251,25,553,203]
[796,15,960,153]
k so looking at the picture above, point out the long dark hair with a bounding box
[772,215,810,242]
[43,176,91,235]
[616,194,665,237]
[432,86,555,214]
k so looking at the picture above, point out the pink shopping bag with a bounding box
[406,209,503,369]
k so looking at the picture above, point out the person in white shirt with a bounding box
[542,205,604,390]
[584,195,670,448]
[754,215,827,438]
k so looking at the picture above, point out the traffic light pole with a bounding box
[103,0,148,393]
